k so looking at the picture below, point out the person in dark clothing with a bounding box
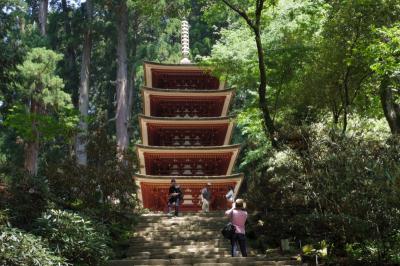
[168,178,182,216]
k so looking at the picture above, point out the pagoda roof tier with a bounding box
[139,115,235,147]
[136,144,240,176]
[142,87,234,117]
[144,62,225,90]
[134,173,244,211]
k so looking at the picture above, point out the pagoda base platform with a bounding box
[134,174,243,212]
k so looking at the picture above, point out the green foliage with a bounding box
[245,122,400,263]
[368,23,400,108]
[34,209,112,265]
[4,47,77,142]
[0,209,10,227]
[346,233,400,265]
[0,226,67,266]
[5,104,78,142]
[15,48,68,105]
[4,172,50,230]
[369,23,400,77]
[43,120,138,257]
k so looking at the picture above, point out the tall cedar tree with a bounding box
[76,0,93,165]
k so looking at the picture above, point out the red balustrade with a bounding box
[147,124,228,146]
[150,96,226,117]
[151,70,220,90]
[144,153,233,176]
[140,182,236,212]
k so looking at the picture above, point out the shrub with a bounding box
[5,172,49,230]
[43,123,138,258]
[243,121,400,263]
[0,226,67,266]
[0,209,9,227]
[44,122,137,224]
[34,209,112,266]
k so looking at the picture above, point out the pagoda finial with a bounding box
[180,19,191,64]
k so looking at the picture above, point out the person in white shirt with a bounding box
[200,183,212,212]
[225,186,234,208]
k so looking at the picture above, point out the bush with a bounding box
[44,122,137,223]
[4,172,49,230]
[0,209,9,227]
[34,209,112,266]
[43,123,138,258]
[0,226,67,266]
[243,121,400,264]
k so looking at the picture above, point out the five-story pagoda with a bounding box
[134,20,243,212]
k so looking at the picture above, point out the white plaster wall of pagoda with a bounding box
[142,88,233,117]
[136,144,240,176]
[143,62,226,90]
[133,174,244,204]
[139,116,234,146]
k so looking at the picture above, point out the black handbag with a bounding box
[221,222,236,239]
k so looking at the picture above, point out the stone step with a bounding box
[128,242,230,250]
[133,227,224,233]
[133,230,223,238]
[127,246,230,255]
[107,213,304,266]
[135,223,226,229]
[138,216,228,222]
[130,235,225,242]
[136,220,227,227]
[107,257,302,266]
[128,239,230,247]
[127,251,231,259]
[140,212,225,218]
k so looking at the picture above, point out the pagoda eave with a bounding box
[142,87,234,117]
[139,115,235,146]
[136,144,240,176]
[144,61,226,90]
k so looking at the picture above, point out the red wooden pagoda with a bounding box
[134,21,243,211]
[134,62,243,212]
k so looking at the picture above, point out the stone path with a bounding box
[107,212,305,266]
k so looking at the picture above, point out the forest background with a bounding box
[0,0,400,265]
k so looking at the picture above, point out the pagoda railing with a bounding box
[144,153,233,176]
[140,182,236,211]
[151,71,220,90]
[147,125,228,146]
[150,97,225,117]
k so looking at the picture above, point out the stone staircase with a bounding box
[107,212,305,266]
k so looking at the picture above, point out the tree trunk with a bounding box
[221,0,277,148]
[380,77,400,134]
[61,0,78,106]
[341,67,351,135]
[76,0,92,166]
[254,29,278,148]
[127,32,137,125]
[115,1,129,159]
[127,66,135,124]
[24,101,40,175]
[38,0,48,35]
[24,0,47,175]
[24,141,39,175]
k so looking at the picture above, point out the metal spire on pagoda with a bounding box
[180,19,191,64]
